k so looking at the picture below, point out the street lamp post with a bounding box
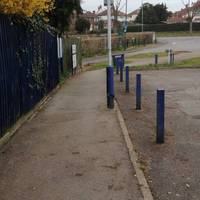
[141,0,144,32]
[106,0,114,109]
[125,0,128,29]
[126,0,128,20]
[124,0,128,49]
[107,0,112,66]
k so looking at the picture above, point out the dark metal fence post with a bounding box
[156,89,165,144]
[170,53,173,64]
[120,66,123,82]
[136,74,141,110]
[155,54,158,65]
[172,53,175,63]
[125,66,129,93]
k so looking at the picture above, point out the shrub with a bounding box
[0,0,53,17]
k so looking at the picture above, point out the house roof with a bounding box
[97,8,126,17]
[128,9,140,16]
[82,11,97,18]
[167,1,200,23]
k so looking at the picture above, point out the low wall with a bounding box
[81,32,155,57]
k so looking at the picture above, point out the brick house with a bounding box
[81,11,99,31]
[127,9,140,22]
[167,0,200,23]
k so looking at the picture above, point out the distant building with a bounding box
[81,11,99,31]
[81,7,140,30]
[127,9,140,22]
[167,0,200,23]
[167,8,188,23]
[193,12,200,22]
[97,8,126,22]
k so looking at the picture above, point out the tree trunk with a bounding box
[189,21,193,33]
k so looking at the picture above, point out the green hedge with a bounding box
[127,23,200,32]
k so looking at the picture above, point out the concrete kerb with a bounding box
[115,101,154,200]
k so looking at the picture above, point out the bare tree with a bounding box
[182,0,199,33]
[112,0,123,32]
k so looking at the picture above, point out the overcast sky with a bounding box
[81,0,191,13]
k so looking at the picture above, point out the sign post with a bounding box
[57,36,63,73]
[72,44,77,74]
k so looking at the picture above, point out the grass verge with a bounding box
[133,57,200,71]
[87,51,190,71]
[156,31,200,37]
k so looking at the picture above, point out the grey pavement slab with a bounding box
[0,70,143,200]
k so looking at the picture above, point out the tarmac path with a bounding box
[0,70,143,200]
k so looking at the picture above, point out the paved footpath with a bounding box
[0,69,143,200]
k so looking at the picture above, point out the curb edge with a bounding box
[115,101,154,200]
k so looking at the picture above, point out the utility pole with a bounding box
[107,0,112,66]
[125,0,128,26]
[141,0,144,32]
[105,0,114,109]
[123,0,128,49]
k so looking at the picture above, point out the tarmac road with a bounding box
[83,36,200,65]
[116,68,200,200]
[137,36,200,54]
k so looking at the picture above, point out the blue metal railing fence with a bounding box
[0,16,59,138]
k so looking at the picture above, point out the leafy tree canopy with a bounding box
[0,0,82,34]
[75,17,90,34]
[48,0,82,35]
[154,3,172,22]
[135,3,171,24]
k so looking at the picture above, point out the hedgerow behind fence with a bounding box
[127,23,200,32]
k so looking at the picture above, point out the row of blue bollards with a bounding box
[120,66,165,144]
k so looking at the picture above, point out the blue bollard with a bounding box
[120,66,123,82]
[116,65,119,75]
[113,54,124,75]
[155,54,158,65]
[156,89,165,144]
[107,66,115,109]
[136,74,141,110]
[106,67,109,108]
[125,66,129,93]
